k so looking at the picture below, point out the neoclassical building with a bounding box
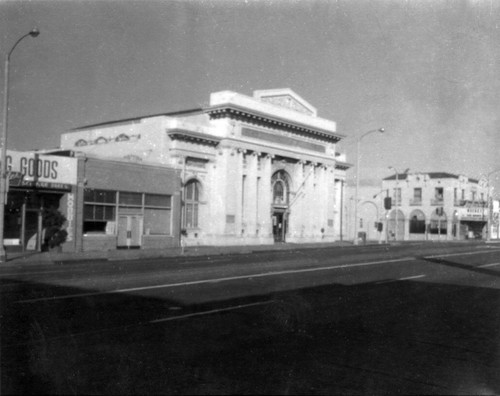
[58,89,351,247]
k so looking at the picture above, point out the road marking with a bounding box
[376,275,426,284]
[0,268,88,278]
[478,262,500,268]
[424,249,500,259]
[150,301,274,323]
[15,257,416,304]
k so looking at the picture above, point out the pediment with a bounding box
[253,89,317,117]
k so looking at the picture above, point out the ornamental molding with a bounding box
[253,88,317,116]
[335,160,352,170]
[167,129,221,147]
[206,105,343,143]
[74,133,141,147]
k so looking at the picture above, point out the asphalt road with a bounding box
[1,242,500,394]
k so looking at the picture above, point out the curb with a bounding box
[2,240,492,267]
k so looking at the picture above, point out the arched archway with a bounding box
[388,209,405,240]
[430,210,447,236]
[271,170,292,242]
[409,209,426,237]
[359,201,378,241]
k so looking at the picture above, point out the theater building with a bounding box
[379,172,489,241]
[58,89,351,247]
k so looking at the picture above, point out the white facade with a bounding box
[59,89,351,246]
[380,172,490,241]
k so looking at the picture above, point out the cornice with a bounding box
[335,160,352,170]
[206,105,344,143]
[167,129,221,147]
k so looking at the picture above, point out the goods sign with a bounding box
[5,150,77,189]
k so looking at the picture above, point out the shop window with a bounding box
[84,189,172,235]
[429,211,447,234]
[84,189,116,233]
[184,180,201,228]
[119,191,142,206]
[144,194,172,235]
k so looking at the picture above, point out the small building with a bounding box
[5,150,181,253]
[380,172,489,241]
[58,89,351,246]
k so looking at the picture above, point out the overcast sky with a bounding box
[1,0,499,193]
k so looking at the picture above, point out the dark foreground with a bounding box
[1,242,500,394]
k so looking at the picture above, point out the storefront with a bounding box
[76,155,182,251]
[4,150,182,253]
[455,201,488,239]
[4,150,77,252]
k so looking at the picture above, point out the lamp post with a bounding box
[388,166,409,241]
[486,168,500,242]
[0,28,40,263]
[353,127,384,245]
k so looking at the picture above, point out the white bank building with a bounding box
[58,89,351,247]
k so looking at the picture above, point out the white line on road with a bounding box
[15,257,416,304]
[424,249,500,259]
[150,300,275,323]
[376,275,426,284]
[478,262,500,268]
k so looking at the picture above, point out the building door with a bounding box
[24,210,40,251]
[272,211,287,242]
[117,215,143,248]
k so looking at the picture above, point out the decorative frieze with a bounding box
[74,133,141,147]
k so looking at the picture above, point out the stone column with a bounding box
[245,152,259,237]
[304,162,316,239]
[235,148,245,239]
[290,160,305,241]
[259,154,273,239]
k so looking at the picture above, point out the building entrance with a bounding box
[5,190,63,251]
[272,210,287,243]
[117,215,143,248]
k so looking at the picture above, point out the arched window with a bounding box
[184,180,201,228]
[430,210,447,234]
[271,170,291,205]
[409,210,426,234]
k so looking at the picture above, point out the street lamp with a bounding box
[486,168,500,242]
[353,127,384,245]
[388,166,409,241]
[0,28,40,263]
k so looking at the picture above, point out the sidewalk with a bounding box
[4,238,494,267]
[4,240,357,267]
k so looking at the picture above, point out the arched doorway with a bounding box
[430,209,447,237]
[409,209,426,240]
[388,209,405,240]
[359,201,378,241]
[271,170,291,242]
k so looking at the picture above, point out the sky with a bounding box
[1,0,499,194]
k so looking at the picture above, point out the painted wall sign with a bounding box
[66,193,74,242]
[5,150,77,187]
